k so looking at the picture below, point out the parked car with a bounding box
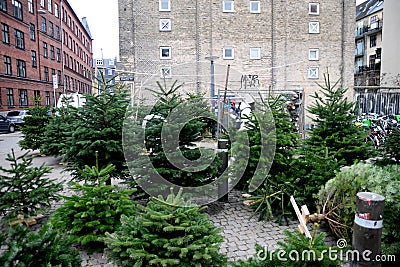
[0,115,16,133]
[6,110,31,126]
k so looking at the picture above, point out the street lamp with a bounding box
[205,55,219,111]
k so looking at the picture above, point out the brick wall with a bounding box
[118,0,355,124]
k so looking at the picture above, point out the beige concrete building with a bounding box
[118,0,355,127]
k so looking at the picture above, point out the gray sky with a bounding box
[67,0,119,60]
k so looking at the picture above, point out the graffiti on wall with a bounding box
[355,89,400,115]
[240,74,260,89]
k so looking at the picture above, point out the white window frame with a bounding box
[309,3,319,15]
[160,66,172,78]
[160,46,171,59]
[48,0,52,13]
[308,48,319,61]
[28,0,34,13]
[159,0,171,12]
[40,0,45,8]
[309,21,320,34]
[54,3,59,17]
[223,0,234,13]
[308,67,319,79]
[250,47,261,59]
[159,19,171,32]
[250,1,261,14]
[223,47,234,59]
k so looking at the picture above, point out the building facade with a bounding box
[118,0,355,127]
[0,0,93,111]
[354,0,383,86]
[93,57,118,94]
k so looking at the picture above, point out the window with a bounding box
[57,70,61,84]
[44,66,49,81]
[309,21,320,34]
[54,4,59,17]
[160,46,171,59]
[250,47,261,59]
[49,22,54,37]
[41,17,47,32]
[28,0,34,13]
[30,23,35,40]
[40,0,45,7]
[223,0,234,12]
[370,15,377,24]
[223,47,234,59]
[160,66,172,78]
[160,19,171,31]
[48,0,52,12]
[31,50,37,67]
[7,89,14,107]
[96,59,103,65]
[45,92,50,106]
[12,0,22,20]
[2,23,10,44]
[50,45,55,60]
[250,1,260,13]
[0,0,7,12]
[4,56,12,75]
[159,0,170,11]
[370,34,377,47]
[109,59,114,66]
[34,90,40,101]
[55,25,60,40]
[15,30,24,49]
[67,16,71,27]
[107,69,113,75]
[17,60,26,77]
[308,67,319,79]
[56,48,61,62]
[19,89,28,106]
[43,42,48,57]
[308,48,319,61]
[309,3,319,15]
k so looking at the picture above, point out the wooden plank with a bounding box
[290,196,311,238]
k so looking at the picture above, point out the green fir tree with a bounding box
[306,72,373,166]
[0,223,81,267]
[0,149,62,219]
[19,98,51,151]
[123,80,220,191]
[104,189,227,267]
[63,83,130,180]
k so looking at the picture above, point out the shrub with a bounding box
[318,163,400,256]
[0,223,81,267]
[51,162,136,249]
[0,149,62,220]
[104,189,227,267]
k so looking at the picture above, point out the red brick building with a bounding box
[0,0,93,111]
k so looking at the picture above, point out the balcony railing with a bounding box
[355,20,383,37]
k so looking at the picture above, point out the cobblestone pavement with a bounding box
[1,132,337,266]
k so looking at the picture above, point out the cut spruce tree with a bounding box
[104,189,227,267]
[306,72,373,166]
[123,80,220,192]
[50,160,137,249]
[19,98,51,152]
[0,223,81,267]
[60,82,130,181]
[0,149,62,220]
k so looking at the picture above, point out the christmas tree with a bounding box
[104,189,227,267]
